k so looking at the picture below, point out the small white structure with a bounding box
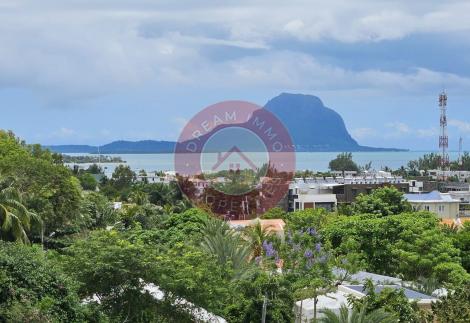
[294,290,351,322]
[404,191,461,219]
[409,179,425,193]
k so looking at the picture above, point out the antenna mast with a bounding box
[439,91,449,170]
[459,136,463,166]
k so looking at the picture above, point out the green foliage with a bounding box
[348,280,418,322]
[407,153,441,172]
[352,186,411,216]
[110,165,136,190]
[78,172,97,191]
[0,242,84,322]
[329,152,359,172]
[261,207,288,220]
[200,218,252,279]
[319,303,397,323]
[0,177,42,243]
[285,208,330,232]
[323,212,468,284]
[224,271,294,323]
[160,208,211,243]
[452,222,470,272]
[431,281,470,322]
[0,130,82,236]
[62,229,165,321]
[80,192,117,229]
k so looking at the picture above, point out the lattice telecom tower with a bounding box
[439,91,449,169]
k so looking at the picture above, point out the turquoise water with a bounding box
[67,151,460,176]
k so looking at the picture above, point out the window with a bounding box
[295,202,300,210]
[424,205,430,211]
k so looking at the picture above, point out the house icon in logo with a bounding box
[211,146,258,172]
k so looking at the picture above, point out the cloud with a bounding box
[378,122,437,139]
[1,0,470,105]
[351,127,377,139]
[416,127,438,138]
[449,119,470,134]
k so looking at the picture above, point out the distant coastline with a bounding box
[46,140,408,154]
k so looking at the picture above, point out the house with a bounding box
[287,176,409,211]
[404,191,461,219]
[428,169,470,182]
[447,190,470,218]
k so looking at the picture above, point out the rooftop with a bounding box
[343,285,435,302]
[404,190,460,203]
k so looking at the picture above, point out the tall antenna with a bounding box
[439,91,449,170]
[98,145,101,168]
[459,136,463,166]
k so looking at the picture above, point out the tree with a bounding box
[78,172,98,191]
[63,229,233,322]
[243,220,274,258]
[129,190,149,206]
[0,242,84,321]
[62,229,165,321]
[319,304,397,323]
[323,212,468,284]
[431,281,470,322]
[0,131,82,236]
[200,217,252,279]
[352,187,411,216]
[329,153,359,172]
[110,165,135,190]
[407,153,440,172]
[347,280,418,322]
[452,221,470,272]
[224,271,294,323]
[0,177,42,243]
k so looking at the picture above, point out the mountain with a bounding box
[264,93,404,151]
[46,93,406,153]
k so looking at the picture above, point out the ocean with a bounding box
[66,151,460,177]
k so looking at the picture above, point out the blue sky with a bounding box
[1,0,470,150]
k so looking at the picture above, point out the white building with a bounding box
[404,191,461,219]
[428,169,470,182]
[289,180,338,211]
[409,179,425,193]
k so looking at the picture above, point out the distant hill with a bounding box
[46,93,406,153]
[46,140,176,154]
[264,93,404,152]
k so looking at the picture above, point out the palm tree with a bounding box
[243,220,273,258]
[200,218,252,279]
[319,304,397,323]
[0,177,42,244]
[129,190,149,206]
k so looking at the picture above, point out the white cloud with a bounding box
[449,119,470,133]
[1,0,470,104]
[351,127,377,139]
[416,127,438,138]
[385,122,411,138]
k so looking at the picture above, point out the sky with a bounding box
[1,0,470,151]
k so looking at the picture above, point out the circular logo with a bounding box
[174,101,295,219]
